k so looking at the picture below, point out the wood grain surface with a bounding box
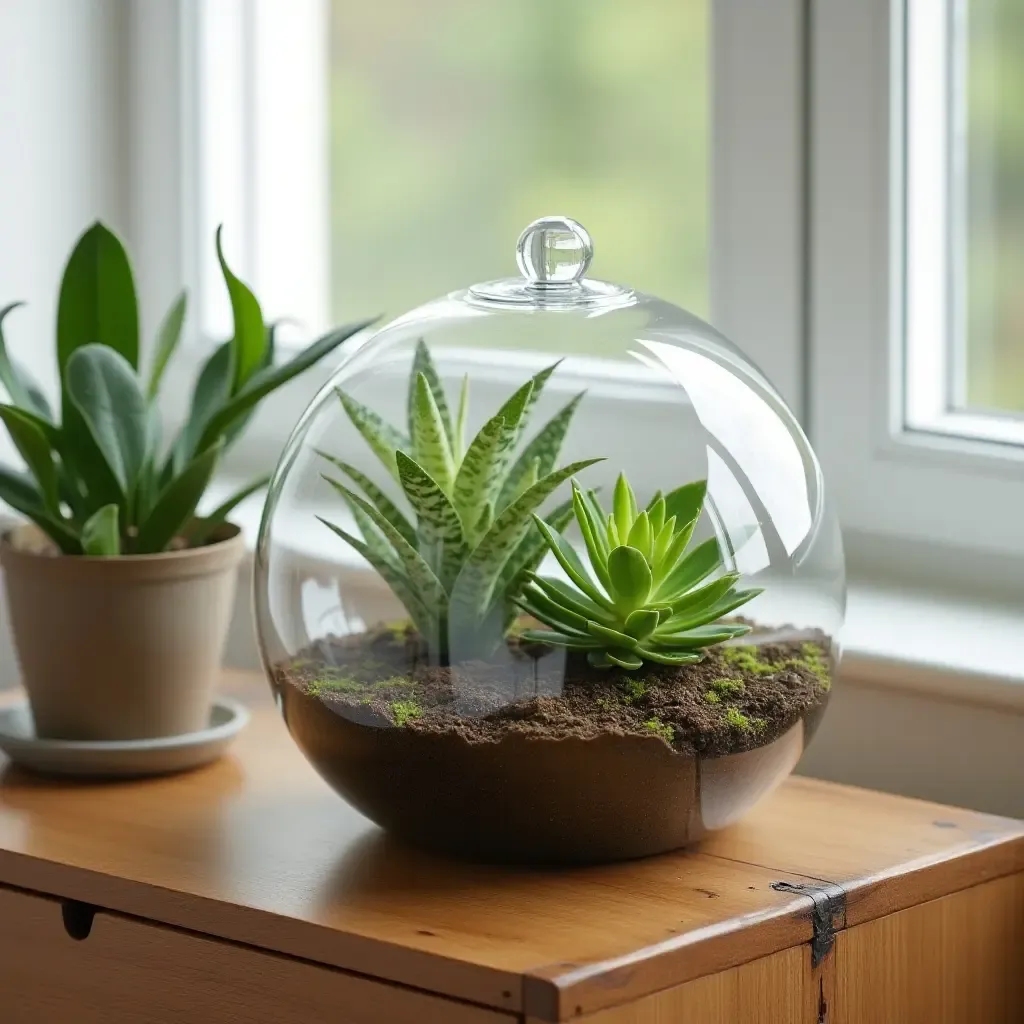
[834,872,1024,1023]
[0,883,508,1024]
[1,671,1022,1021]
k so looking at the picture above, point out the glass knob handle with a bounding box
[515,216,593,287]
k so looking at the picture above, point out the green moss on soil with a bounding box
[708,677,746,698]
[704,691,721,704]
[720,645,776,676]
[306,676,366,698]
[390,700,422,726]
[620,677,648,704]
[644,718,675,743]
[725,706,766,733]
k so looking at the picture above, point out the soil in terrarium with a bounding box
[274,622,831,757]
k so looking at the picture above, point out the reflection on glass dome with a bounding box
[255,216,845,865]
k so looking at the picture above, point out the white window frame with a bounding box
[810,0,1024,567]
[128,0,809,492]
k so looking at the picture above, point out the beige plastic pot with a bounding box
[0,522,245,741]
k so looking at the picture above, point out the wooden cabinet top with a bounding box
[1,670,1022,1021]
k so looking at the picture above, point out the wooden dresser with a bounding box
[1,670,1022,1023]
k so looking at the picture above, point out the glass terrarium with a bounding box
[254,217,845,864]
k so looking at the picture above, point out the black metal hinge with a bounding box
[771,880,846,967]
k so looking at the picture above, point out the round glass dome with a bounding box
[255,216,845,865]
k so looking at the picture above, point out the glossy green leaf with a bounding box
[660,587,763,634]
[613,473,636,541]
[147,290,187,400]
[322,475,404,571]
[627,510,653,562]
[335,387,407,484]
[0,405,59,515]
[652,515,678,564]
[650,624,751,649]
[57,222,139,376]
[519,628,601,649]
[632,647,702,666]
[603,648,644,670]
[81,503,120,556]
[526,573,612,624]
[407,339,453,446]
[188,474,270,547]
[624,608,659,640]
[647,495,666,536]
[65,345,148,495]
[571,485,612,591]
[317,450,415,547]
[173,340,232,471]
[586,619,639,650]
[215,227,266,390]
[135,441,223,553]
[654,536,724,603]
[58,405,125,510]
[0,304,51,420]
[197,319,374,454]
[606,544,652,611]
[663,480,707,532]
[530,514,611,609]
[665,572,740,622]
[0,466,81,553]
[411,373,455,495]
[517,586,589,634]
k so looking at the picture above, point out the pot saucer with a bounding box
[0,696,249,779]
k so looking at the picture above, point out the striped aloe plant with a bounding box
[317,341,600,661]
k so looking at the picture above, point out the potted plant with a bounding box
[266,343,833,862]
[0,222,370,741]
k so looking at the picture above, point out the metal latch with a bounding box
[771,880,846,967]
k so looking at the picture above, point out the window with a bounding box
[810,0,1024,569]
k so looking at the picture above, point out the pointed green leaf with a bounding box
[650,624,751,649]
[633,647,703,666]
[326,477,447,608]
[647,495,666,536]
[516,587,589,633]
[147,290,188,400]
[654,536,725,603]
[624,608,659,640]
[0,303,51,419]
[317,515,434,640]
[334,388,407,484]
[454,380,532,535]
[317,450,415,547]
[488,495,574,610]
[59,405,125,510]
[606,512,620,548]
[188,474,270,546]
[606,545,652,611]
[663,480,707,531]
[531,514,612,610]
[660,587,763,634]
[194,319,374,454]
[57,222,139,376]
[520,628,600,649]
[135,441,223,553]
[81,503,120,556]
[173,339,232,471]
[0,405,58,515]
[527,573,613,625]
[394,450,467,588]
[453,373,470,464]
[613,473,636,540]
[65,345,148,494]
[572,483,612,590]
[0,466,81,554]
[652,515,678,564]
[604,648,644,670]
[627,510,653,561]
[667,572,740,621]
[411,372,455,495]
[586,620,639,650]
[407,339,453,446]
[322,474,404,571]
[215,227,266,390]
[450,457,603,620]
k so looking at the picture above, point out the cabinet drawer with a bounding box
[0,885,505,1024]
